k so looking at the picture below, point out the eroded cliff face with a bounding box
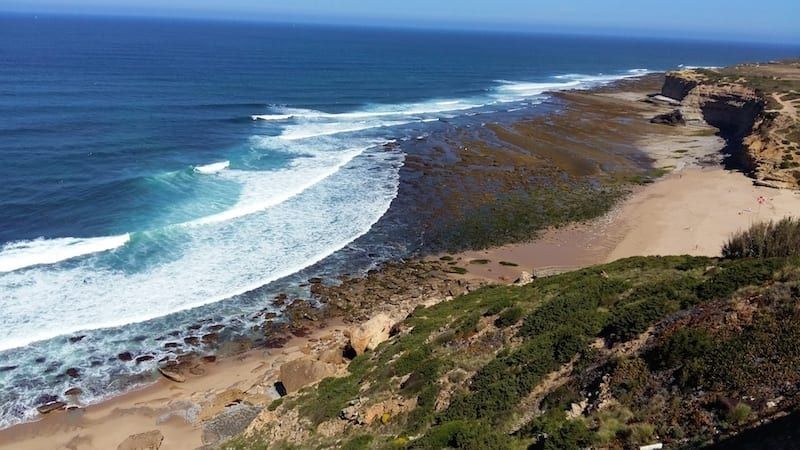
[661,70,701,101]
[662,65,800,189]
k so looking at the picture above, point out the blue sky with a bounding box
[3,0,799,44]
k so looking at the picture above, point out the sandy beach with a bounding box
[3,74,800,450]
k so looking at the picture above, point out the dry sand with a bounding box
[460,167,800,282]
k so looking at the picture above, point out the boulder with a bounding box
[158,367,186,383]
[201,403,262,447]
[650,109,686,126]
[64,387,82,396]
[36,401,66,415]
[278,357,337,393]
[118,352,133,362]
[514,271,534,286]
[317,347,344,365]
[346,313,394,356]
[135,355,154,364]
[117,430,164,450]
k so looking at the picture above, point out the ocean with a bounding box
[0,14,798,427]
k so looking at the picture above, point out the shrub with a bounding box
[649,327,713,371]
[540,384,583,411]
[602,297,671,343]
[300,375,360,424]
[538,420,592,450]
[728,403,752,425]
[722,218,800,259]
[696,258,784,300]
[494,306,523,327]
[483,298,513,316]
[405,384,440,433]
[412,420,512,449]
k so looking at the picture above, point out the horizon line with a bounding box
[2,10,799,47]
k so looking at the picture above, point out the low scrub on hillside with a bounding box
[226,253,800,449]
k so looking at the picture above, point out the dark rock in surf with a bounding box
[651,109,686,126]
[158,367,186,383]
[37,401,67,415]
[65,368,80,378]
[64,387,82,396]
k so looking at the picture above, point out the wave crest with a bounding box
[0,234,130,273]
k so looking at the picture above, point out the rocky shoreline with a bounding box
[5,62,800,449]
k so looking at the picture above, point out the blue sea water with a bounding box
[0,14,798,427]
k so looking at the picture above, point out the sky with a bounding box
[2,0,799,44]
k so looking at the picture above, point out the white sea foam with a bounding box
[0,138,403,352]
[0,234,130,273]
[252,113,294,121]
[253,69,652,141]
[188,145,370,225]
[194,160,230,174]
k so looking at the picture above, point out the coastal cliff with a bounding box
[661,61,800,188]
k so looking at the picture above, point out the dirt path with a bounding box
[772,92,799,120]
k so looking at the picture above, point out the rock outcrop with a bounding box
[117,430,163,450]
[36,401,66,415]
[278,358,338,393]
[650,109,686,126]
[158,367,186,383]
[345,313,394,356]
[661,70,703,101]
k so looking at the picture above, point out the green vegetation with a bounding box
[436,181,625,251]
[723,217,800,258]
[230,219,800,449]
